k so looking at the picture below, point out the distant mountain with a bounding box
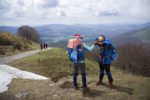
[35,22,150,37]
[111,28,150,45]
[0,22,150,44]
[131,28,150,43]
[35,23,150,44]
[0,26,18,34]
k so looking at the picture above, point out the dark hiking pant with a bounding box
[99,63,113,82]
[73,63,87,87]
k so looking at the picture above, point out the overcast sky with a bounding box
[0,0,150,26]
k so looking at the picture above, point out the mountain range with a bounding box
[0,22,150,44]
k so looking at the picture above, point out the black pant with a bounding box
[99,63,113,82]
[73,62,87,87]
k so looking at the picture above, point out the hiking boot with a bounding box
[81,86,89,90]
[109,82,113,89]
[96,80,102,85]
[74,86,79,90]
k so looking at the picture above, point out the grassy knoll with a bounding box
[9,48,99,82]
[0,31,39,58]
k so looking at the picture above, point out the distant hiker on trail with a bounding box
[94,35,117,88]
[67,34,95,90]
[40,43,43,50]
[46,43,48,49]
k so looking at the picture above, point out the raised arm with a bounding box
[83,44,95,52]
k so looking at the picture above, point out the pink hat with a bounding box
[74,34,83,39]
[74,34,80,37]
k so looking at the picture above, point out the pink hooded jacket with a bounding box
[67,38,83,50]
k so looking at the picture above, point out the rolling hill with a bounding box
[0,31,39,58]
[111,28,150,45]
[131,28,150,43]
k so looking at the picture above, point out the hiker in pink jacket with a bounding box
[46,43,48,49]
[40,43,43,50]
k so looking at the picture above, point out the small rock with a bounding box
[15,92,28,98]
[49,83,55,87]
[95,96,100,100]
[53,94,58,97]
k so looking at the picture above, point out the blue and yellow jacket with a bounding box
[97,38,117,64]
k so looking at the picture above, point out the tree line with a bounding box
[114,43,150,76]
[85,43,150,76]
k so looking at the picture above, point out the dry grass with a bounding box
[0,71,149,100]
[0,31,40,58]
[9,48,99,82]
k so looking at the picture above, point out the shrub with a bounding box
[114,43,150,76]
[85,43,150,76]
[0,31,32,56]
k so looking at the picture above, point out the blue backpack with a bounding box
[98,38,117,64]
[68,44,84,63]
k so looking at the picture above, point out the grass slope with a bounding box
[132,28,150,43]
[31,41,40,50]
[2,47,149,100]
[9,48,99,82]
[0,31,39,57]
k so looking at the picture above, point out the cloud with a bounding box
[129,0,150,18]
[17,0,25,6]
[39,0,59,8]
[100,12,119,16]
[0,0,12,12]
[0,0,150,26]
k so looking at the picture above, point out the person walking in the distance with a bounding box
[46,43,48,49]
[40,43,43,50]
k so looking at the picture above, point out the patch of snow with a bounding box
[0,64,48,93]
[0,70,13,93]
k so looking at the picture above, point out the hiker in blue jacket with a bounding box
[94,35,117,88]
[67,34,95,90]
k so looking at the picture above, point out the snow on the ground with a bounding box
[0,64,48,93]
[0,70,13,93]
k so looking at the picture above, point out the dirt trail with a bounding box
[0,48,52,64]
